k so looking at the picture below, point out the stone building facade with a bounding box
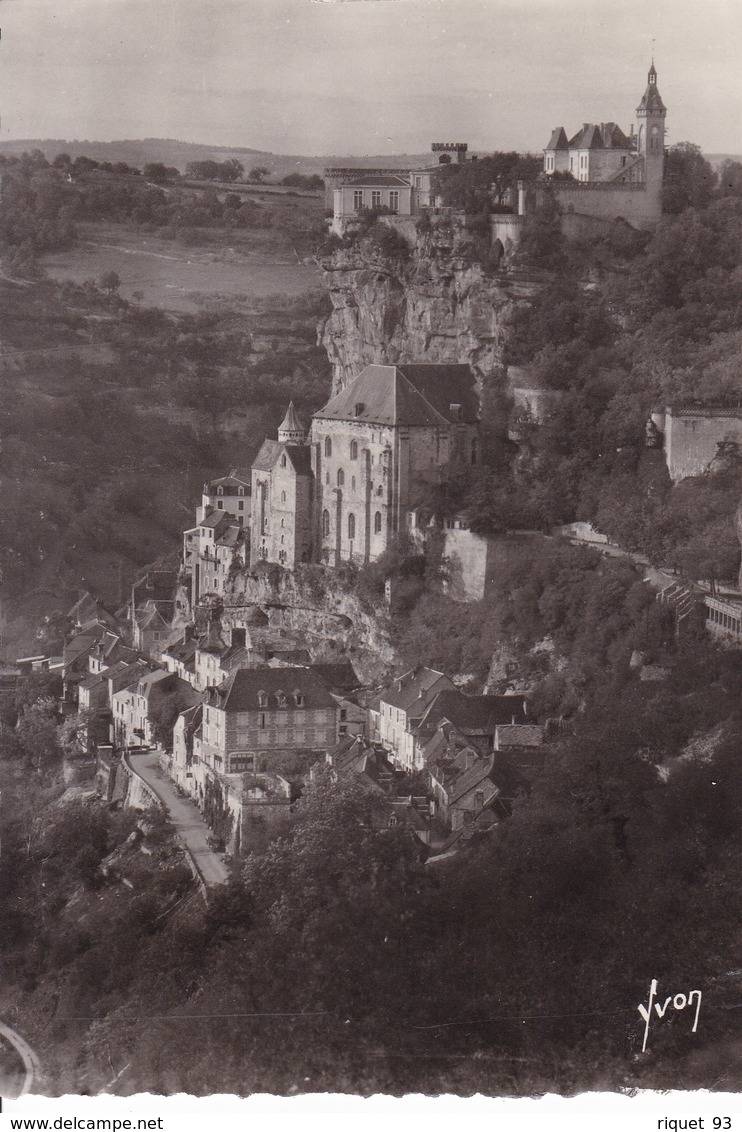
[544,63,667,229]
[199,666,338,775]
[250,403,314,568]
[249,364,480,570]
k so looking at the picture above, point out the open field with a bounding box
[40,222,322,312]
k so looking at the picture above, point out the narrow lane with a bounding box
[127,752,229,887]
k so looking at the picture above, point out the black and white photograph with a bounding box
[1,0,742,1124]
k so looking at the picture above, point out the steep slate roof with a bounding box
[546,127,569,151]
[210,666,336,713]
[638,66,666,113]
[308,662,361,694]
[381,666,455,714]
[569,123,604,150]
[278,401,305,434]
[205,472,251,495]
[251,439,313,476]
[600,122,634,150]
[164,636,198,665]
[199,511,232,531]
[419,690,527,737]
[107,661,151,693]
[216,524,243,549]
[314,364,478,428]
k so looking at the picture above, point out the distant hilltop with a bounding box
[0,137,434,179]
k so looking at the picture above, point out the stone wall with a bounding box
[554,181,662,229]
[664,408,742,482]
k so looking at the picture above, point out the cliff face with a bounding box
[223,566,397,684]
[319,215,543,392]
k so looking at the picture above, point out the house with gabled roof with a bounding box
[376,666,456,770]
[200,665,339,775]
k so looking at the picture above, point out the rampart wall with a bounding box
[664,409,742,482]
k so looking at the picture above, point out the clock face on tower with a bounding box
[651,126,659,135]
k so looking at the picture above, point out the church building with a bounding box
[250,363,480,569]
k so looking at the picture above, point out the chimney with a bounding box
[231,627,246,648]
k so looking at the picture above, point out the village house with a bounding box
[325,142,467,236]
[198,665,339,776]
[111,668,198,749]
[375,667,456,770]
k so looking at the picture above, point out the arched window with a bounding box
[351,476,356,491]
[350,439,358,461]
[217,486,224,496]
[377,485,384,496]
[348,513,355,540]
[238,487,244,496]
[325,472,330,485]
[324,437,332,457]
[281,491,286,503]
[281,455,287,468]
[322,509,330,537]
[374,511,382,534]
[258,691,268,707]
[337,469,344,487]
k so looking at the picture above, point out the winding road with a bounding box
[0,1020,41,1097]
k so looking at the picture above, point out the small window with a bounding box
[238,487,244,496]
[322,509,330,537]
[217,500,223,509]
[350,439,358,461]
[351,477,356,491]
[354,402,365,418]
[353,189,363,211]
[325,437,332,457]
[389,190,399,212]
[374,511,382,534]
[238,500,244,510]
[325,472,330,485]
[217,486,224,495]
[348,513,355,540]
[295,691,304,707]
[371,190,382,208]
[337,469,344,487]
[281,455,287,468]
[258,691,268,708]
[281,491,286,503]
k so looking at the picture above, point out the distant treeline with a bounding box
[0,149,323,189]
[0,149,327,273]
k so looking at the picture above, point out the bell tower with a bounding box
[636,60,667,192]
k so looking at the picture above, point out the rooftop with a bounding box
[314,364,479,428]
[209,665,337,713]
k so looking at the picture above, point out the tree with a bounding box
[99,270,121,296]
[221,159,244,183]
[248,166,270,183]
[143,163,178,185]
[663,142,717,214]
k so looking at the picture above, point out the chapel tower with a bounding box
[636,61,667,193]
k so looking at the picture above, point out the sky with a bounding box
[1,0,741,156]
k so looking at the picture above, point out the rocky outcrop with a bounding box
[319,214,544,392]
[223,566,397,683]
